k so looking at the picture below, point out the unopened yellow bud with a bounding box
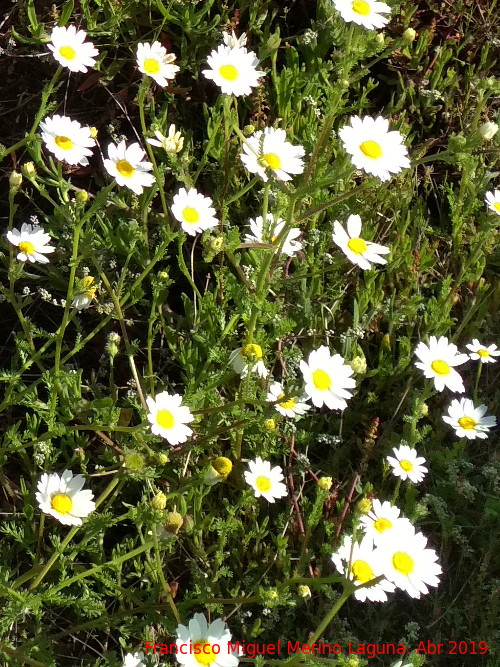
[350,356,367,374]
[318,477,333,492]
[22,162,36,177]
[75,189,89,203]
[9,171,22,190]
[165,511,183,534]
[357,498,372,514]
[298,585,311,598]
[90,127,98,139]
[264,418,276,431]
[402,28,417,43]
[151,491,167,510]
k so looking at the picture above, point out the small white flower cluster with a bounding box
[332,499,442,601]
[414,336,498,440]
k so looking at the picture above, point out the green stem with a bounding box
[473,362,482,404]
[138,77,170,220]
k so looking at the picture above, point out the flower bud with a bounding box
[124,451,146,473]
[243,124,256,136]
[350,356,367,374]
[151,491,167,510]
[90,127,98,139]
[402,28,417,43]
[375,32,385,45]
[157,452,170,465]
[318,476,333,492]
[264,418,276,431]
[9,171,22,191]
[22,162,36,178]
[205,456,233,486]
[75,189,89,204]
[164,510,183,535]
[298,585,311,598]
[357,498,372,514]
[478,121,498,140]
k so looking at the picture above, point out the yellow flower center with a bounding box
[347,237,368,255]
[360,140,383,159]
[352,0,371,15]
[144,58,160,74]
[458,416,477,430]
[312,369,331,390]
[219,64,239,81]
[256,476,272,492]
[182,207,200,224]
[51,493,73,514]
[262,152,281,170]
[55,135,74,151]
[400,459,414,472]
[351,559,374,584]
[373,517,392,533]
[477,349,490,358]
[278,394,296,410]
[59,45,76,60]
[18,241,35,255]
[431,359,450,375]
[116,160,135,178]
[494,202,500,212]
[156,409,175,430]
[392,551,414,576]
[242,343,263,360]
[194,640,216,666]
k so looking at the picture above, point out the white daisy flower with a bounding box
[7,223,55,264]
[36,469,96,526]
[442,398,497,440]
[229,344,267,379]
[136,41,179,87]
[386,445,428,484]
[414,335,469,393]
[104,140,155,195]
[240,127,305,182]
[176,613,241,667]
[147,125,184,153]
[465,339,500,364]
[299,345,356,410]
[72,276,97,311]
[339,116,410,181]
[266,381,310,418]
[48,25,99,73]
[171,187,218,236]
[332,214,390,269]
[379,524,442,598]
[202,34,265,97]
[244,213,302,256]
[359,499,413,546]
[146,391,194,446]
[40,114,96,166]
[485,189,500,215]
[332,0,391,30]
[331,535,395,602]
[123,652,145,667]
[244,457,287,503]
